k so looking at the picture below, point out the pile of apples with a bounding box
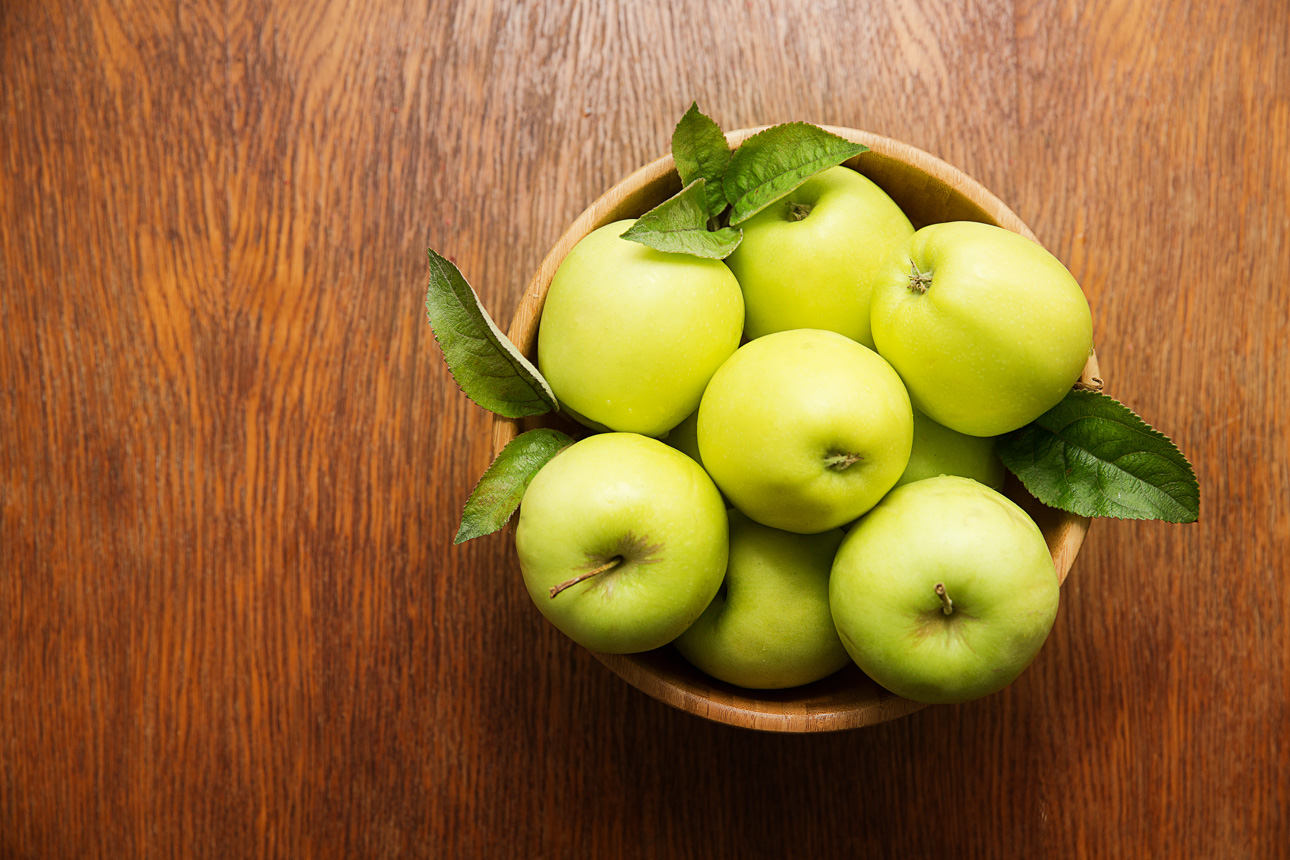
[516,163,1094,704]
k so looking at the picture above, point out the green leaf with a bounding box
[998,390,1200,523]
[723,122,867,225]
[672,102,732,219]
[455,428,575,543]
[620,179,743,259]
[425,249,557,418]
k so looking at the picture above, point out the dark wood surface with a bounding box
[2,1,1286,856]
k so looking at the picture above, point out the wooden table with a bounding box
[3,1,1287,856]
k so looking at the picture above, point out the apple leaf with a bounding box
[455,428,575,543]
[620,179,744,259]
[425,249,558,418]
[998,390,1200,523]
[723,123,867,225]
[671,102,731,220]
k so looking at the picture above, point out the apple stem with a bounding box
[935,582,954,615]
[549,557,622,599]
[1073,375,1105,393]
[787,201,813,222]
[824,452,863,471]
[908,261,933,294]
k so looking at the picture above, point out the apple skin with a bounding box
[673,511,850,690]
[829,476,1060,704]
[870,220,1094,437]
[697,329,913,534]
[537,219,744,437]
[661,407,704,468]
[515,432,729,654]
[724,165,913,348]
[895,405,1005,490]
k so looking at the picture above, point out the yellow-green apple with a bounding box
[830,476,1060,704]
[662,408,704,468]
[673,511,850,689]
[537,220,744,437]
[697,329,913,533]
[895,405,1005,489]
[870,220,1093,436]
[724,166,913,347]
[515,432,728,654]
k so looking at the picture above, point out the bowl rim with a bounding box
[492,126,1098,732]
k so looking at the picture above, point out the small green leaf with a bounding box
[723,123,867,225]
[455,428,575,543]
[672,102,732,219]
[998,390,1200,523]
[425,249,558,418]
[620,179,743,259]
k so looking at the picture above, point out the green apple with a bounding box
[538,220,744,437]
[697,329,913,534]
[895,405,1005,490]
[724,165,914,348]
[830,476,1060,704]
[870,220,1093,437]
[661,407,704,468]
[515,432,728,654]
[673,511,850,690]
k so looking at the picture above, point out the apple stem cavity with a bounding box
[824,452,864,471]
[935,582,954,615]
[908,260,933,294]
[787,201,813,222]
[549,556,623,599]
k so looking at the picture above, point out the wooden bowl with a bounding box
[493,127,1099,732]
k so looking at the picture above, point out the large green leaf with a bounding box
[671,102,732,219]
[998,390,1200,523]
[425,250,557,418]
[723,123,867,225]
[620,180,743,259]
[455,428,575,543]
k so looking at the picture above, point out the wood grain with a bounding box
[2,0,1287,857]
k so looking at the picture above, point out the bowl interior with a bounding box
[493,128,1096,732]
